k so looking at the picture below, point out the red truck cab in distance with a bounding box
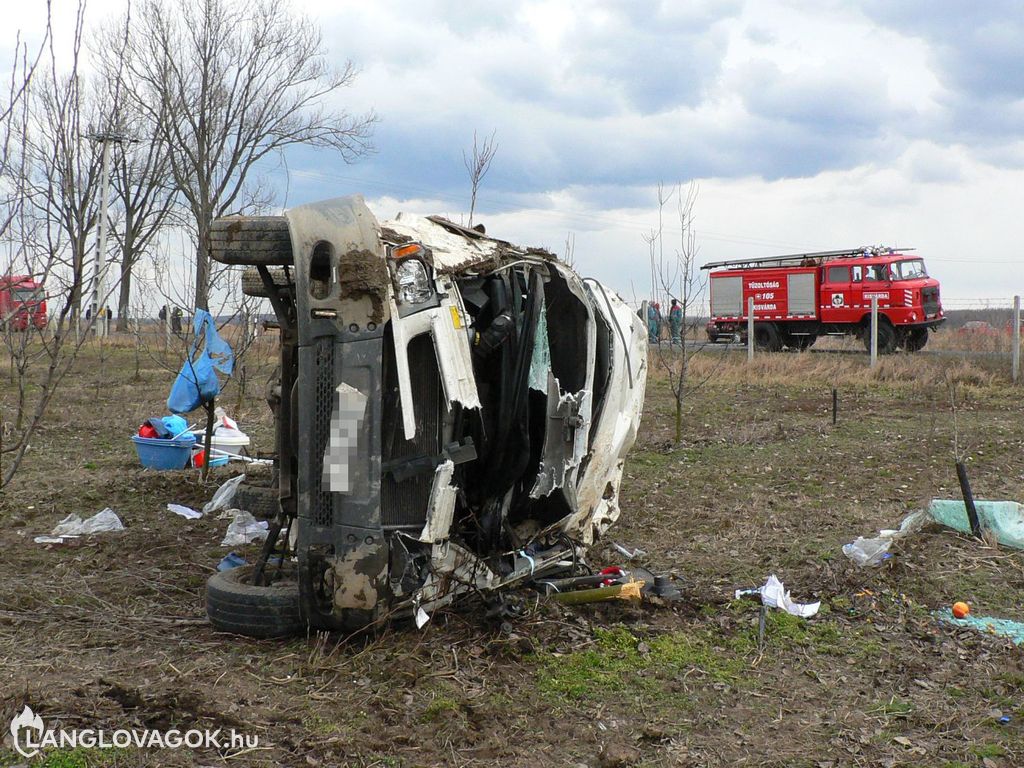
[0,275,47,331]
[702,247,943,353]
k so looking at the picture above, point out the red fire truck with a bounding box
[702,247,944,353]
[0,275,48,331]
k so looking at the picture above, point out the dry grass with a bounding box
[685,347,1006,392]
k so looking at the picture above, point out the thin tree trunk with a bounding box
[195,222,210,311]
[117,258,132,332]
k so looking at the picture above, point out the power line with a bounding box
[257,161,1024,265]
[258,161,820,251]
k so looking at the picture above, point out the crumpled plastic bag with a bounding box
[221,510,268,547]
[842,537,893,567]
[843,510,928,567]
[35,508,125,543]
[202,474,246,515]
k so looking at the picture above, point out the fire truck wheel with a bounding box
[753,323,783,352]
[903,327,929,352]
[862,321,897,354]
[206,565,304,638]
[786,333,817,351]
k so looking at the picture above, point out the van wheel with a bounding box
[209,215,292,266]
[233,482,279,520]
[862,321,897,354]
[241,266,292,298]
[206,564,304,639]
[753,323,782,352]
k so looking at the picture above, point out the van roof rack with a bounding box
[700,246,914,271]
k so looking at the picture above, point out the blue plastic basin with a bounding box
[132,435,196,470]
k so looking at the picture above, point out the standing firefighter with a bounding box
[669,298,682,345]
[647,301,660,343]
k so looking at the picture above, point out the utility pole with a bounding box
[88,130,125,337]
[1013,294,1021,384]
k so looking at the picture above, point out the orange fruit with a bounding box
[952,601,970,619]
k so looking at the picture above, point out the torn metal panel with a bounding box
[322,382,368,494]
[527,266,598,505]
[418,460,457,543]
[560,285,648,543]
[530,373,590,499]
[416,541,498,608]
[389,289,481,441]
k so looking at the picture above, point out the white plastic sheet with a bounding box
[167,503,202,520]
[736,574,820,618]
[221,510,269,546]
[35,508,124,543]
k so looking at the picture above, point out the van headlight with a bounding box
[395,258,433,305]
[388,243,435,306]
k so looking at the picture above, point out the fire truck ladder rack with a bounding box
[700,246,914,271]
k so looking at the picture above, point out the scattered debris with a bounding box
[551,580,643,605]
[842,510,928,566]
[197,406,251,461]
[217,552,246,571]
[34,508,124,544]
[202,474,246,515]
[221,511,269,546]
[936,610,1024,645]
[646,574,682,602]
[612,541,647,560]
[927,499,1024,549]
[735,574,820,618]
[167,503,202,520]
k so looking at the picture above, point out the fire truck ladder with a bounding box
[700,246,913,271]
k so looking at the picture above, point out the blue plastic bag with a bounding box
[167,310,235,413]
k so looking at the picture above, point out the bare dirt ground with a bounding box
[2,337,1024,767]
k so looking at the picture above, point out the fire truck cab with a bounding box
[702,247,944,353]
[0,275,47,331]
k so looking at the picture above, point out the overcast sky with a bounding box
[7,0,1024,305]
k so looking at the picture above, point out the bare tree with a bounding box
[463,129,497,227]
[647,181,712,444]
[23,62,104,324]
[103,0,377,311]
[1,2,123,487]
